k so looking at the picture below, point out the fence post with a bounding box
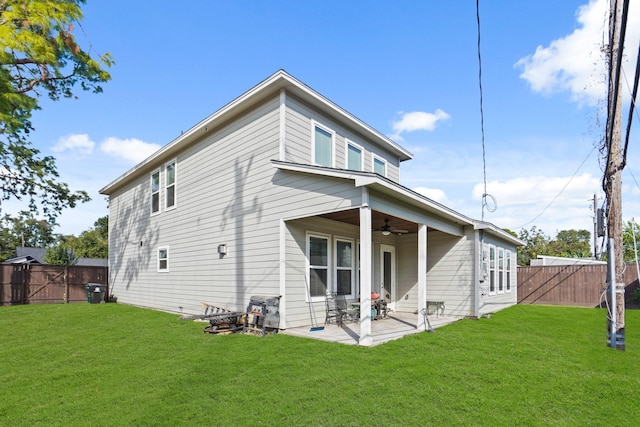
[64,265,69,304]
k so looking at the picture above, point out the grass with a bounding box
[1,303,639,426]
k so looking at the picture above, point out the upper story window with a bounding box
[151,170,160,214]
[373,155,387,177]
[313,123,334,167]
[346,141,363,171]
[165,160,176,210]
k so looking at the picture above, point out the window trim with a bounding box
[165,159,177,211]
[306,232,331,302]
[488,245,496,295]
[334,236,355,298]
[345,140,364,171]
[311,121,335,168]
[157,246,169,272]
[506,250,512,293]
[372,154,387,177]
[150,169,161,215]
[498,248,505,293]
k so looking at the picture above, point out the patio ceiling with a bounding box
[318,209,424,234]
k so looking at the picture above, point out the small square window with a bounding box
[346,142,363,171]
[158,247,169,272]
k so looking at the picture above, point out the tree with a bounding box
[0,1,113,221]
[44,243,76,265]
[622,219,640,263]
[0,209,57,259]
[517,226,550,266]
[548,229,592,258]
[67,214,107,258]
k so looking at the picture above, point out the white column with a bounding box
[279,89,286,161]
[359,188,373,346]
[417,224,427,329]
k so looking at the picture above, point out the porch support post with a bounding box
[417,223,427,329]
[359,188,373,346]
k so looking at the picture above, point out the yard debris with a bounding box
[180,297,281,336]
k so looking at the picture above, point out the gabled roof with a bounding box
[100,70,413,195]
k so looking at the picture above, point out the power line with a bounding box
[476,0,496,219]
[514,144,598,230]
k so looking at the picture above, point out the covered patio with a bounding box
[282,311,462,346]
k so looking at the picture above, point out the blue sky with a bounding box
[18,0,640,246]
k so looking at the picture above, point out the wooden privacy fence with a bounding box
[518,264,639,307]
[0,263,108,306]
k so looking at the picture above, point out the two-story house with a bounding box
[100,70,521,346]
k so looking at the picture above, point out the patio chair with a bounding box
[325,292,349,326]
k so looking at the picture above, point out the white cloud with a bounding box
[515,0,640,106]
[392,110,450,134]
[52,133,95,155]
[412,186,450,205]
[100,137,161,163]
[472,173,601,233]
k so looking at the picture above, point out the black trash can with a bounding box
[85,283,106,304]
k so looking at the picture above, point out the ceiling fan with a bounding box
[376,218,408,236]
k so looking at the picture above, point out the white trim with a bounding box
[157,246,169,272]
[359,198,373,346]
[498,247,505,294]
[150,168,161,216]
[505,250,512,293]
[311,121,335,168]
[305,231,331,302]
[334,236,356,298]
[372,153,387,177]
[279,89,286,161]
[279,219,287,328]
[380,244,396,311]
[164,159,177,211]
[345,139,364,171]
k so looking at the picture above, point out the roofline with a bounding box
[474,221,525,246]
[100,70,413,195]
[272,160,475,225]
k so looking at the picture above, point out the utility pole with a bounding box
[591,193,598,259]
[604,0,626,350]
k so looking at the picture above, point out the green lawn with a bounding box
[1,303,638,426]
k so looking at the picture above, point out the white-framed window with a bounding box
[489,245,496,294]
[165,160,176,210]
[158,246,169,272]
[150,169,161,214]
[346,140,363,171]
[373,154,387,177]
[335,238,355,297]
[498,248,504,293]
[307,233,330,299]
[312,122,334,167]
[481,245,489,284]
[506,251,512,292]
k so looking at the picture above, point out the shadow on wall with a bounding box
[221,156,265,307]
[109,185,158,295]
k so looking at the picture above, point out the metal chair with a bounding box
[325,292,350,326]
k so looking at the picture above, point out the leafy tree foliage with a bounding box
[65,215,107,258]
[548,229,592,258]
[516,226,593,265]
[0,210,57,259]
[622,219,640,264]
[44,243,76,265]
[0,1,113,221]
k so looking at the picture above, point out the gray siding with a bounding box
[285,95,401,182]
[425,229,476,317]
[109,96,283,314]
[478,232,518,315]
